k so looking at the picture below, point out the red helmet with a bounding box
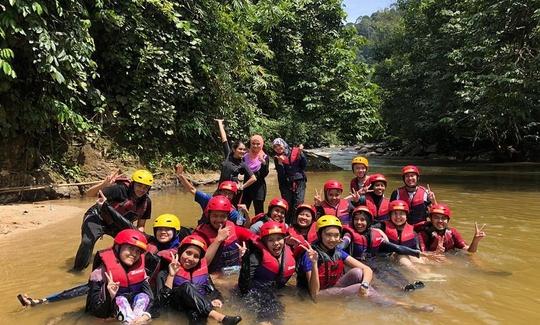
[179,234,208,256]
[295,203,316,217]
[268,197,289,212]
[324,180,343,192]
[429,203,452,219]
[352,205,374,217]
[260,221,287,238]
[366,173,387,187]
[205,195,232,216]
[402,165,420,176]
[389,200,410,213]
[218,181,238,194]
[114,229,148,252]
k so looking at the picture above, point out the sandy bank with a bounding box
[0,203,85,238]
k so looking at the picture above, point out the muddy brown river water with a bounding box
[1,157,540,324]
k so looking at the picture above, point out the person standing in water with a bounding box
[350,156,370,193]
[390,165,436,225]
[242,134,270,215]
[272,138,307,224]
[73,169,154,271]
[215,119,257,194]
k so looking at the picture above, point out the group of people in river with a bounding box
[17,120,487,325]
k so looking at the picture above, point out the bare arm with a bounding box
[242,174,257,190]
[85,169,121,197]
[215,119,228,143]
[467,222,486,253]
[136,219,146,232]
[175,164,196,195]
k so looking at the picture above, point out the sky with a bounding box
[342,0,395,23]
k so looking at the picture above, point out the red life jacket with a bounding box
[342,226,385,259]
[252,240,296,288]
[321,199,350,224]
[281,147,300,165]
[194,220,239,273]
[396,186,428,224]
[159,248,210,295]
[365,195,390,222]
[423,228,463,252]
[349,176,368,193]
[98,248,146,294]
[384,221,417,249]
[288,223,318,258]
[108,178,149,221]
[251,212,268,224]
[312,243,345,290]
[288,223,318,244]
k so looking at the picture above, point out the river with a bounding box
[1,152,539,324]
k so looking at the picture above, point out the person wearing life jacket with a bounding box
[340,205,436,291]
[238,221,296,324]
[272,138,307,224]
[314,180,357,224]
[377,200,437,276]
[86,229,153,323]
[296,215,373,298]
[194,195,256,274]
[73,169,154,271]
[390,165,435,225]
[418,203,487,254]
[157,235,242,325]
[285,204,318,257]
[300,218,436,312]
[144,214,192,286]
[18,213,190,309]
[350,156,369,193]
[249,197,289,235]
[363,173,390,222]
[175,163,248,225]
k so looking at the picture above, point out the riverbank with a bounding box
[0,203,85,238]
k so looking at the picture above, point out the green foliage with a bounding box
[0,0,383,176]
[360,0,540,159]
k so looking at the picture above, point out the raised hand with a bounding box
[235,242,247,258]
[96,190,107,207]
[299,242,318,263]
[217,224,231,242]
[104,169,121,186]
[314,189,323,206]
[285,236,302,248]
[427,184,437,204]
[104,271,120,298]
[237,204,248,214]
[175,163,184,177]
[473,222,487,240]
[168,251,181,276]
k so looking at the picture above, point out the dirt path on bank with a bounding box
[0,203,85,238]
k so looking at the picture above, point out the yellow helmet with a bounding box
[132,169,154,186]
[153,213,180,231]
[351,156,369,168]
[316,215,342,231]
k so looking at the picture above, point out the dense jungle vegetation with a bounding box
[1,0,538,180]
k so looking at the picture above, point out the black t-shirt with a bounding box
[102,183,152,220]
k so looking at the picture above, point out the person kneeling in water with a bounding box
[157,235,242,325]
[86,229,153,324]
[297,216,435,312]
[238,221,297,325]
[296,215,373,298]
[418,203,486,254]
